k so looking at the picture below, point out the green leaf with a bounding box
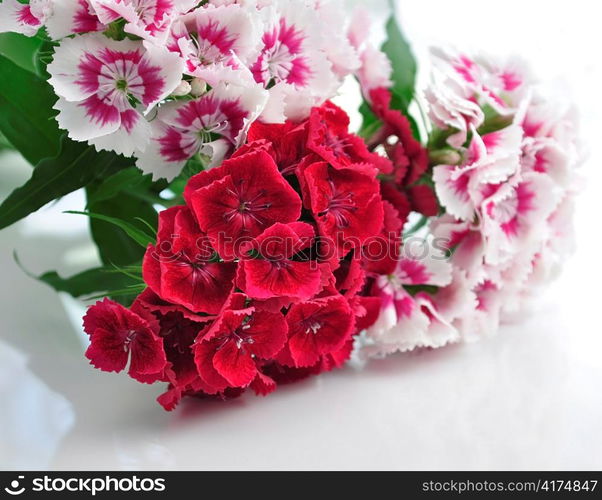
[358,100,382,140]
[0,32,43,74]
[86,167,152,206]
[404,284,439,296]
[85,191,158,266]
[34,36,57,79]
[0,53,62,164]
[0,135,131,230]
[65,210,155,248]
[16,260,143,300]
[381,5,417,112]
[477,104,514,136]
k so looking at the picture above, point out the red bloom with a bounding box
[194,304,288,389]
[370,87,428,185]
[301,161,384,256]
[280,295,355,368]
[353,296,382,331]
[244,120,311,176]
[362,200,404,274]
[143,206,237,314]
[308,101,392,173]
[407,184,440,216]
[239,222,322,301]
[83,298,167,381]
[186,150,302,259]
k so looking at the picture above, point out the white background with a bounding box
[1,0,601,470]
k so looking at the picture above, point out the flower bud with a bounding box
[190,78,207,97]
[429,148,462,166]
[171,80,191,97]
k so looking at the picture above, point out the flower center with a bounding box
[115,79,128,92]
[324,129,351,158]
[123,329,137,352]
[302,317,322,335]
[223,184,272,230]
[321,181,356,228]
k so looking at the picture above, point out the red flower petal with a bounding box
[304,161,384,256]
[193,340,230,393]
[83,298,166,379]
[188,151,302,259]
[142,206,237,314]
[308,101,391,173]
[245,310,288,359]
[212,340,257,387]
[286,296,355,368]
[240,222,320,301]
[250,370,277,396]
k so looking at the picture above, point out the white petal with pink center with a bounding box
[169,3,262,78]
[357,239,458,357]
[360,287,461,358]
[249,0,338,122]
[397,238,453,287]
[0,0,51,36]
[45,0,105,40]
[480,172,560,267]
[135,82,268,180]
[433,125,523,220]
[48,34,184,156]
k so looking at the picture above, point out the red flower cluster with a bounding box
[83,92,425,410]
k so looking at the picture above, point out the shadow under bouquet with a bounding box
[0,0,582,410]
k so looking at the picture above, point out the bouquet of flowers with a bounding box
[0,0,581,411]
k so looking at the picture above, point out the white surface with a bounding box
[1,0,602,470]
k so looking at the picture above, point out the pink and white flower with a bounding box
[425,66,484,148]
[249,0,337,122]
[359,239,457,357]
[167,3,261,87]
[89,0,197,43]
[347,8,391,96]
[480,172,560,267]
[431,47,531,116]
[45,0,105,40]
[433,124,523,220]
[48,33,184,156]
[0,0,51,36]
[136,82,268,180]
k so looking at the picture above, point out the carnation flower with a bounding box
[142,206,237,314]
[48,33,184,156]
[300,161,384,257]
[186,149,302,259]
[278,295,355,368]
[136,82,267,180]
[249,0,337,121]
[238,222,322,302]
[83,297,167,381]
[89,0,197,43]
[432,125,523,221]
[431,47,531,116]
[168,3,261,82]
[0,0,51,36]
[45,0,105,40]
[194,298,288,389]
